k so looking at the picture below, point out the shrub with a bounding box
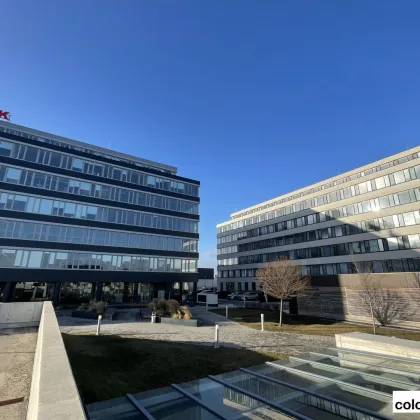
[77,303,89,312]
[148,299,193,320]
[148,298,170,318]
[180,306,192,320]
[167,299,180,315]
[171,310,182,319]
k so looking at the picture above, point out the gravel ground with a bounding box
[0,327,38,420]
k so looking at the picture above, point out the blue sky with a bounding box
[3,1,420,269]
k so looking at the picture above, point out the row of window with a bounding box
[0,191,199,233]
[218,186,420,244]
[231,151,420,220]
[218,210,420,255]
[219,161,420,233]
[0,164,198,215]
[0,219,198,252]
[219,282,257,292]
[0,126,175,174]
[218,257,420,278]
[0,248,198,272]
[0,139,199,197]
[225,235,420,266]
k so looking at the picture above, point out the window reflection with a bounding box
[0,163,199,214]
[0,191,198,233]
[0,247,198,273]
[1,139,199,196]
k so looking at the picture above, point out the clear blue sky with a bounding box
[3,1,420,269]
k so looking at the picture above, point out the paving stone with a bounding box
[59,307,334,356]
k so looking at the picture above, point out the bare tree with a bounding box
[256,259,308,326]
[403,272,420,289]
[352,259,379,334]
[353,258,400,333]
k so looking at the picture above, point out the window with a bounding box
[12,195,27,211]
[50,152,62,167]
[71,158,84,172]
[0,141,13,156]
[398,191,411,205]
[25,146,38,162]
[403,212,416,226]
[375,176,387,189]
[237,282,242,291]
[39,199,53,215]
[358,181,372,194]
[6,168,22,183]
[387,237,399,251]
[408,234,420,249]
[251,282,256,291]
[64,202,76,217]
[27,251,43,268]
[393,170,406,184]
[0,249,16,267]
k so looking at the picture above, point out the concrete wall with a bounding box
[26,302,86,420]
[336,332,420,360]
[0,302,43,329]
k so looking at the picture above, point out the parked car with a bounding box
[227,292,239,300]
[197,290,216,295]
[238,292,258,301]
[233,292,247,300]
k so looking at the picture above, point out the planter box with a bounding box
[160,317,198,327]
[72,311,100,320]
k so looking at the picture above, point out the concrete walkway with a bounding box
[59,307,334,356]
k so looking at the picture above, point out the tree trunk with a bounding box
[369,302,376,335]
[279,299,283,326]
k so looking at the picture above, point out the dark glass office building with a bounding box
[0,121,199,304]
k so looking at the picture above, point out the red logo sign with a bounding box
[0,110,11,121]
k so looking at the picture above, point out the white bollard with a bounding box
[225,305,228,318]
[261,314,264,331]
[96,315,102,336]
[214,323,220,348]
[151,312,156,323]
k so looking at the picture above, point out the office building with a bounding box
[0,120,199,304]
[217,146,420,324]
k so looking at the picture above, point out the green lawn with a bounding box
[62,333,288,404]
[211,308,420,341]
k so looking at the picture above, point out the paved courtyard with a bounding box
[59,306,334,355]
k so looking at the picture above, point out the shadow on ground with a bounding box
[62,333,287,405]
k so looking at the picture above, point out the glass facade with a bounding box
[0,219,197,252]
[0,248,197,272]
[0,123,199,303]
[0,163,198,214]
[0,139,199,196]
[0,191,198,233]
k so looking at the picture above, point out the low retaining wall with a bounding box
[160,317,198,327]
[298,287,420,329]
[0,302,43,329]
[26,302,86,420]
[335,332,420,360]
